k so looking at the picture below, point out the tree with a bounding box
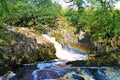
[64,0,84,12]
[0,0,61,27]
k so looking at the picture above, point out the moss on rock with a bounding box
[0,26,57,75]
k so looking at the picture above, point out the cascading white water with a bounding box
[42,34,88,61]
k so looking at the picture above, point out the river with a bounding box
[1,34,120,80]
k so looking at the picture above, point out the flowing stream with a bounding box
[3,34,120,80]
[42,34,88,61]
[30,34,120,80]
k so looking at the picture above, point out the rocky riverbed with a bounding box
[2,60,120,80]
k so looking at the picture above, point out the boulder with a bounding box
[0,27,56,75]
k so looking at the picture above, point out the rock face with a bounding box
[0,26,56,75]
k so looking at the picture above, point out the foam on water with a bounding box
[31,59,120,80]
[32,60,66,80]
[32,34,89,79]
[42,34,88,61]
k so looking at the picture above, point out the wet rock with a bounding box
[72,74,84,80]
[80,69,95,80]
[12,71,34,80]
[0,71,16,80]
[103,68,120,80]
[33,70,61,79]
[10,65,37,80]
[94,69,109,80]
[13,61,82,80]
[62,72,84,80]
[66,60,87,66]
[9,60,120,80]
[94,67,120,80]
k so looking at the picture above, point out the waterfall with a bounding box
[42,34,88,61]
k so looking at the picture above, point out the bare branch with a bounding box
[63,0,73,3]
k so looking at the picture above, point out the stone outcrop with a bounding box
[0,25,56,75]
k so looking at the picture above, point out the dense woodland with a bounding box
[0,0,120,73]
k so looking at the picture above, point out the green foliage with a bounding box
[0,0,61,27]
[74,0,84,12]
[0,46,3,53]
[0,30,5,38]
[63,8,120,38]
[63,10,79,26]
[85,9,120,38]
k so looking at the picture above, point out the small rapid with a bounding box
[1,27,120,80]
[6,34,120,80]
[31,60,120,80]
[42,34,88,61]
